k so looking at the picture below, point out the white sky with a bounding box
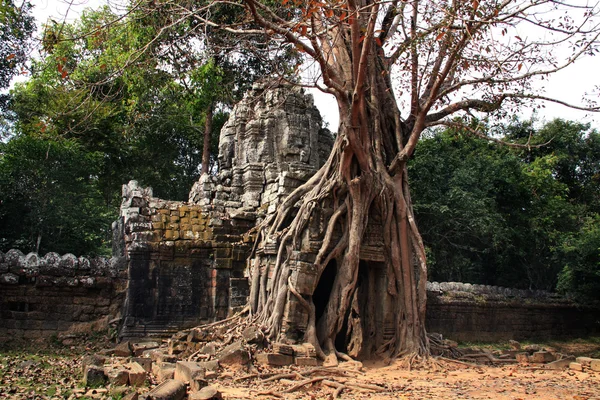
[27,0,600,131]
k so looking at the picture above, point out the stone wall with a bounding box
[426,282,600,342]
[0,249,127,340]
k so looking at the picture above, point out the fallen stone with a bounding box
[132,342,160,356]
[590,359,600,372]
[295,356,319,366]
[83,366,107,387]
[97,348,116,356]
[546,356,575,370]
[217,342,250,366]
[515,353,530,363]
[255,353,294,366]
[190,376,209,392]
[569,362,583,371]
[189,386,222,400]
[132,357,153,373]
[155,353,178,364]
[81,355,106,373]
[200,342,217,356]
[115,341,133,357]
[126,362,147,386]
[198,360,220,372]
[531,351,555,363]
[146,379,186,400]
[174,361,205,383]
[242,326,264,345]
[575,356,593,366]
[152,362,175,383]
[104,365,129,386]
[168,340,186,355]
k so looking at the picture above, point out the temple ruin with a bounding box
[1,83,599,344]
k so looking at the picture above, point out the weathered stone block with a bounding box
[152,362,176,382]
[515,353,530,363]
[218,341,250,366]
[81,355,106,373]
[126,362,147,386]
[546,356,575,370]
[83,365,106,387]
[104,365,129,386]
[131,357,152,373]
[575,356,594,366]
[531,351,555,363]
[146,379,186,400]
[255,353,294,366]
[295,357,319,366]
[189,386,222,400]
[569,362,583,371]
[114,341,133,357]
[132,341,160,356]
[590,359,600,371]
[174,361,205,383]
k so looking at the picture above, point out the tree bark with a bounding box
[201,102,214,175]
[248,65,429,361]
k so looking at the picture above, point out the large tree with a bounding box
[171,0,599,360]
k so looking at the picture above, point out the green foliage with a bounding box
[0,0,35,90]
[0,135,115,255]
[411,119,600,295]
[557,215,600,301]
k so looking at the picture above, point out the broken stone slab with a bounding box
[81,355,106,373]
[126,362,147,387]
[217,342,250,366]
[530,351,555,363]
[115,341,134,357]
[145,379,186,400]
[174,361,206,383]
[590,359,600,372]
[189,386,222,400]
[132,342,160,356]
[569,362,583,371]
[83,365,107,387]
[255,353,294,366]
[104,365,129,386]
[546,356,575,370]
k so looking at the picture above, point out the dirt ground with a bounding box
[1,337,599,400]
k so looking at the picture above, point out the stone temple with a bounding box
[117,83,334,337]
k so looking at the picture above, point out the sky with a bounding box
[27,0,600,131]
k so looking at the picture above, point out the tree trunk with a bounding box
[247,65,429,361]
[201,103,214,175]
